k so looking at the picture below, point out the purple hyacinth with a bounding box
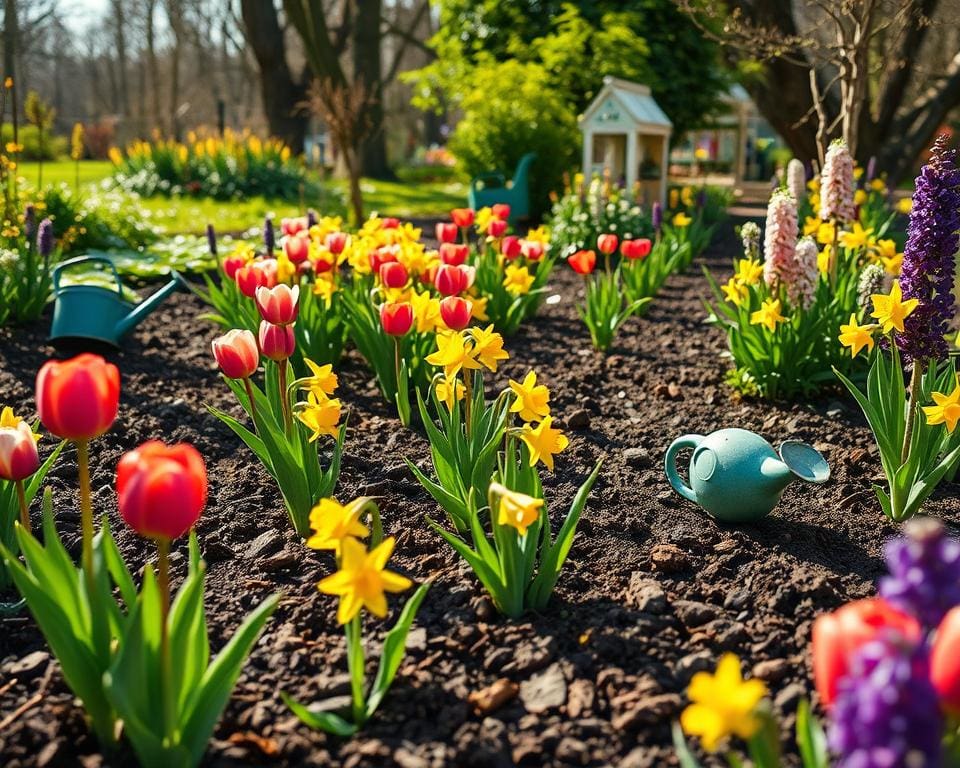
[23,203,35,241]
[896,136,960,363]
[307,209,318,228]
[696,188,706,209]
[206,223,217,256]
[866,156,877,183]
[828,636,942,768]
[879,518,960,631]
[37,218,54,258]
[263,216,275,253]
[651,201,662,232]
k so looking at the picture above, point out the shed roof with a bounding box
[579,76,672,134]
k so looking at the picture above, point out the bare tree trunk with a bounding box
[165,0,184,139]
[353,0,391,178]
[145,0,162,134]
[3,0,17,82]
[111,0,129,116]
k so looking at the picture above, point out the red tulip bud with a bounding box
[369,245,399,274]
[568,249,596,275]
[491,203,511,221]
[487,219,508,238]
[0,421,39,481]
[212,329,259,379]
[451,208,475,228]
[255,284,300,325]
[380,302,414,336]
[283,233,310,264]
[325,232,348,255]
[435,222,458,244]
[379,261,409,289]
[258,320,296,361]
[439,243,469,267]
[116,440,207,540]
[597,234,619,255]
[521,240,544,261]
[501,236,522,260]
[36,353,120,441]
[222,255,246,279]
[235,263,269,298]
[621,238,652,260]
[435,263,468,296]
[382,217,400,229]
[440,296,472,330]
[811,598,921,708]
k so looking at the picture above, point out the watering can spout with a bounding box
[114,269,185,338]
[759,455,793,495]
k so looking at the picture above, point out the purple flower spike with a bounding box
[24,203,35,241]
[37,218,54,258]
[263,216,275,254]
[866,156,877,183]
[651,201,662,231]
[206,223,217,257]
[828,636,942,768]
[879,517,960,631]
[896,136,960,363]
[307,209,318,228]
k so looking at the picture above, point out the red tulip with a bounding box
[491,203,511,221]
[281,216,308,237]
[488,219,508,238]
[36,353,120,441]
[255,284,300,325]
[0,421,39,482]
[380,302,414,336]
[597,234,619,255]
[440,296,472,331]
[621,238,652,260]
[501,236,522,260]
[435,263,468,296]
[811,598,921,708]
[436,222,458,244]
[313,254,335,273]
[382,217,400,229]
[569,249,597,275]
[932,607,960,713]
[421,263,438,286]
[521,240,544,261]
[451,208,475,228]
[440,243,469,266]
[258,320,296,361]
[116,440,207,540]
[222,254,246,280]
[369,245,399,274]
[325,232,348,255]
[258,259,279,286]
[284,233,310,264]
[235,263,270,298]
[379,261,409,289]
[212,329,259,379]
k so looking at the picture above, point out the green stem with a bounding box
[242,376,258,429]
[15,478,28,531]
[76,439,95,591]
[393,336,402,396]
[463,370,473,439]
[901,360,924,465]
[278,359,292,435]
[347,615,365,725]
[156,537,175,739]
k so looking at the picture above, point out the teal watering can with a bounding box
[664,428,829,522]
[50,256,185,347]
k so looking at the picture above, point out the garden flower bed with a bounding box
[2,217,952,767]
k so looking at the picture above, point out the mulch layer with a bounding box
[2,217,958,768]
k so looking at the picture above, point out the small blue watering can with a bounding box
[665,428,830,522]
[50,256,185,347]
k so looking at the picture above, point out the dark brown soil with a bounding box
[2,217,959,768]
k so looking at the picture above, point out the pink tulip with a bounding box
[521,240,544,261]
[281,216,308,237]
[0,421,39,482]
[211,329,259,379]
[258,320,296,361]
[284,233,310,264]
[255,284,300,325]
[325,232,348,255]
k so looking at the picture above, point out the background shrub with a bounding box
[0,124,66,160]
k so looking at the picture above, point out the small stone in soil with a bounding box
[623,447,651,467]
[625,575,668,614]
[6,650,50,679]
[650,543,690,573]
[519,663,567,713]
[467,678,519,715]
[567,409,591,430]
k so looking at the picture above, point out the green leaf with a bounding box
[796,699,829,768]
[671,722,703,768]
[282,692,359,737]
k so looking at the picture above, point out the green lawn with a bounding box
[19,160,466,234]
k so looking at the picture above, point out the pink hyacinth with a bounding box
[763,189,799,291]
[790,236,819,309]
[786,158,806,206]
[820,140,855,223]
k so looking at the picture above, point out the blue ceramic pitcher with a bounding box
[664,428,829,522]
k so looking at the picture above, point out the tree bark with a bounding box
[3,0,17,83]
[145,0,162,134]
[353,0,391,178]
[165,0,185,139]
[239,0,308,153]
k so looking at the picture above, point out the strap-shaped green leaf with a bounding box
[282,692,359,737]
[796,699,829,768]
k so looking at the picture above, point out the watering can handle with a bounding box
[664,434,704,503]
[52,256,123,296]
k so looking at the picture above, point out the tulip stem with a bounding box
[463,371,473,438]
[156,537,175,739]
[243,377,258,429]
[393,336,402,394]
[901,360,923,465]
[278,360,292,435]
[75,439,94,586]
[14,479,28,532]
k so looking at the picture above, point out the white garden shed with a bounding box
[579,76,672,207]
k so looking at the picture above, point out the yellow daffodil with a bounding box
[296,392,342,441]
[306,497,370,554]
[524,225,550,245]
[854,166,864,180]
[923,378,960,433]
[838,314,877,358]
[869,178,887,194]
[870,281,919,334]
[680,653,767,753]
[509,371,551,422]
[435,375,465,412]
[503,264,535,296]
[313,273,337,302]
[817,246,832,275]
[896,197,913,214]
[275,253,297,283]
[750,298,787,332]
[807,177,820,193]
[491,482,544,537]
[838,222,874,251]
[318,536,412,624]
[802,216,820,237]
[669,188,680,209]
[300,359,338,398]
[734,258,763,285]
[469,325,509,372]
[470,293,490,322]
[672,212,692,228]
[475,206,494,234]
[874,239,903,275]
[411,290,443,333]
[721,277,748,306]
[816,221,835,245]
[520,416,569,471]
[681,186,695,207]
[425,331,482,378]
[854,189,867,206]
